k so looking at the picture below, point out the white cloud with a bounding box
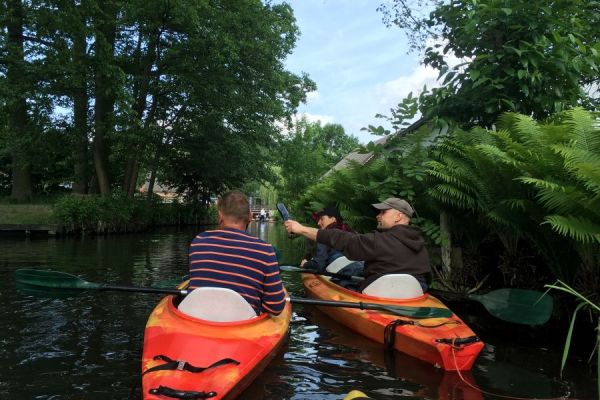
[295,112,335,125]
[373,65,439,107]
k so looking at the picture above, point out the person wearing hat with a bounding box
[301,206,352,272]
[284,197,431,292]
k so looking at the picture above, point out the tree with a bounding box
[0,1,314,200]
[277,118,360,203]
[379,0,600,127]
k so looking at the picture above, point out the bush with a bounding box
[53,193,217,233]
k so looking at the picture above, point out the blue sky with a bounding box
[280,0,441,143]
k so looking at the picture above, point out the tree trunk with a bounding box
[123,28,161,199]
[71,7,89,194]
[6,0,33,202]
[440,211,452,274]
[92,3,117,196]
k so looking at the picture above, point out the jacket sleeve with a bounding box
[317,229,379,262]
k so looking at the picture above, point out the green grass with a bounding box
[0,204,57,224]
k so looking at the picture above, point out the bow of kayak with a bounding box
[141,289,291,399]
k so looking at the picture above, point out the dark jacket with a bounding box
[316,224,431,290]
[303,221,346,271]
[302,242,342,272]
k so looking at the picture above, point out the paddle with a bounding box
[14,269,189,297]
[280,266,553,325]
[280,265,364,281]
[15,269,451,319]
[286,296,452,319]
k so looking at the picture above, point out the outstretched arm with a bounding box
[284,220,318,241]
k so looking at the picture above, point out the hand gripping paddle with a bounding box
[276,203,295,238]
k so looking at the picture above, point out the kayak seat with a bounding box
[326,256,354,273]
[178,287,257,322]
[361,274,423,299]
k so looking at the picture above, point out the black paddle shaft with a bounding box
[100,285,187,295]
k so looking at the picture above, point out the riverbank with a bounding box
[0,196,216,235]
[0,204,56,224]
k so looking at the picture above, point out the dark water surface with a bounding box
[0,222,596,399]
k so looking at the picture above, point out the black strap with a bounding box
[149,385,217,399]
[435,335,481,346]
[383,319,414,350]
[142,355,239,376]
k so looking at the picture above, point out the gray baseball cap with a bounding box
[371,197,414,217]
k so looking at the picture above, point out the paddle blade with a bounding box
[469,288,553,325]
[16,281,86,299]
[14,269,100,290]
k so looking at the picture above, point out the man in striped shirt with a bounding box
[188,190,286,315]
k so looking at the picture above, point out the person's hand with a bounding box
[300,259,308,267]
[284,220,303,234]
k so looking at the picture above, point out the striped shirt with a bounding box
[188,228,286,315]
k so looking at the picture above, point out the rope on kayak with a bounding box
[149,385,217,399]
[142,355,239,376]
[436,335,480,346]
[450,342,579,400]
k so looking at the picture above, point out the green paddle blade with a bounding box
[468,288,553,325]
[15,269,102,290]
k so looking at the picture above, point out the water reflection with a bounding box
[0,223,595,399]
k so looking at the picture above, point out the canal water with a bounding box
[0,222,596,399]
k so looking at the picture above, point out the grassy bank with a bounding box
[0,204,57,224]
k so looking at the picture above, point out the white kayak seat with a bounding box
[326,256,354,273]
[178,287,257,322]
[361,274,424,299]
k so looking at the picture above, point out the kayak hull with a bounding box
[302,273,483,371]
[141,292,291,399]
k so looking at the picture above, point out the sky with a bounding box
[279,0,441,143]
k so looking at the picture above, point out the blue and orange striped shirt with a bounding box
[188,228,286,315]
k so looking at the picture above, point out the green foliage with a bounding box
[427,108,600,293]
[379,0,600,127]
[294,124,444,242]
[52,193,217,232]
[545,280,599,397]
[277,118,359,203]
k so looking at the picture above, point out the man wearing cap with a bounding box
[284,197,431,292]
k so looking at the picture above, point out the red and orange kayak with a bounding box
[141,289,291,399]
[302,273,484,371]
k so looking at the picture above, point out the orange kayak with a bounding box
[141,288,291,399]
[302,273,484,371]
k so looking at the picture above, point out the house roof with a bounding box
[323,118,428,178]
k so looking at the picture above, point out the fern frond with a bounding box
[427,184,476,209]
[552,145,600,195]
[565,108,600,152]
[543,215,600,244]
[475,144,522,168]
[499,198,531,211]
